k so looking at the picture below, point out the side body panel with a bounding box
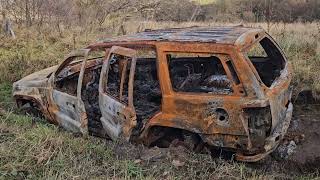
[51,90,87,133]
[141,42,261,150]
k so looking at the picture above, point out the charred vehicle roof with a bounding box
[13,26,293,162]
[100,26,261,44]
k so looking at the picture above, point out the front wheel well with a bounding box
[16,98,37,108]
[15,97,43,117]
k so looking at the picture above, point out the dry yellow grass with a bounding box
[192,0,217,5]
[0,21,319,179]
[0,21,319,98]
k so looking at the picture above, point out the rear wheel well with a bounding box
[144,125,204,151]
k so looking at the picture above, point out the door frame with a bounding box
[99,46,137,141]
[141,42,249,139]
[48,49,90,134]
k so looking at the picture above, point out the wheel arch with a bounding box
[14,95,50,119]
[140,113,203,145]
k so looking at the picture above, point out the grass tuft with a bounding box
[0,21,319,179]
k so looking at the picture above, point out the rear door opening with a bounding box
[99,46,162,140]
[132,48,161,135]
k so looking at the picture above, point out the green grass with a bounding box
[0,110,267,179]
[0,22,319,179]
[0,107,147,179]
[0,83,13,110]
[1,114,115,179]
[0,83,318,179]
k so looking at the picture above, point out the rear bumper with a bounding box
[236,102,293,162]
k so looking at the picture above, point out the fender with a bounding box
[14,95,55,124]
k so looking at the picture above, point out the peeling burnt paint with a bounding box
[12,26,293,162]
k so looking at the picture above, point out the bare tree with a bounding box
[1,0,319,36]
[25,0,32,26]
[1,5,16,38]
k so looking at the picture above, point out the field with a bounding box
[193,0,217,4]
[0,21,320,179]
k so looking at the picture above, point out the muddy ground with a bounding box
[1,92,319,178]
[248,104,320,175]
[108,103,320,177]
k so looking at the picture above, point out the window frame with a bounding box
[165,51,241,97]
[100,46,159,107]
[243,35,287,89]
[52,49,91,97]
[101,49,136,107]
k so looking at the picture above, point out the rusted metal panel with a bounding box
[41,49,91,134]
[101,26,264,45]
[12,26,293,162]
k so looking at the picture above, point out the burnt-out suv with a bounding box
[13,26,293,162]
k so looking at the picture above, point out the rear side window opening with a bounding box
[246,37,286,87]
[167,53,233,95]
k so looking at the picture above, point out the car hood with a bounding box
[14,65,57,88]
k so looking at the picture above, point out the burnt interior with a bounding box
[54,58,104,137]
[133,59,161,133]
[106,56,161,134]
[106,55,130,104]
[81,67,103,137]
[248,37,286,87]
[168,55,233,94]
[55,58,103,96]
[54,52,162,137]
[55,74,78,96]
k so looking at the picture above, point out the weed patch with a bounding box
[0,22,319,179]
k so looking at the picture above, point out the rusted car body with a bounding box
[12,26,293,162]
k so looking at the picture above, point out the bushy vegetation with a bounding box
[0,21,319,98]
[0,22,319,178]
[0,1,319,179]
[1,0,319,28]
